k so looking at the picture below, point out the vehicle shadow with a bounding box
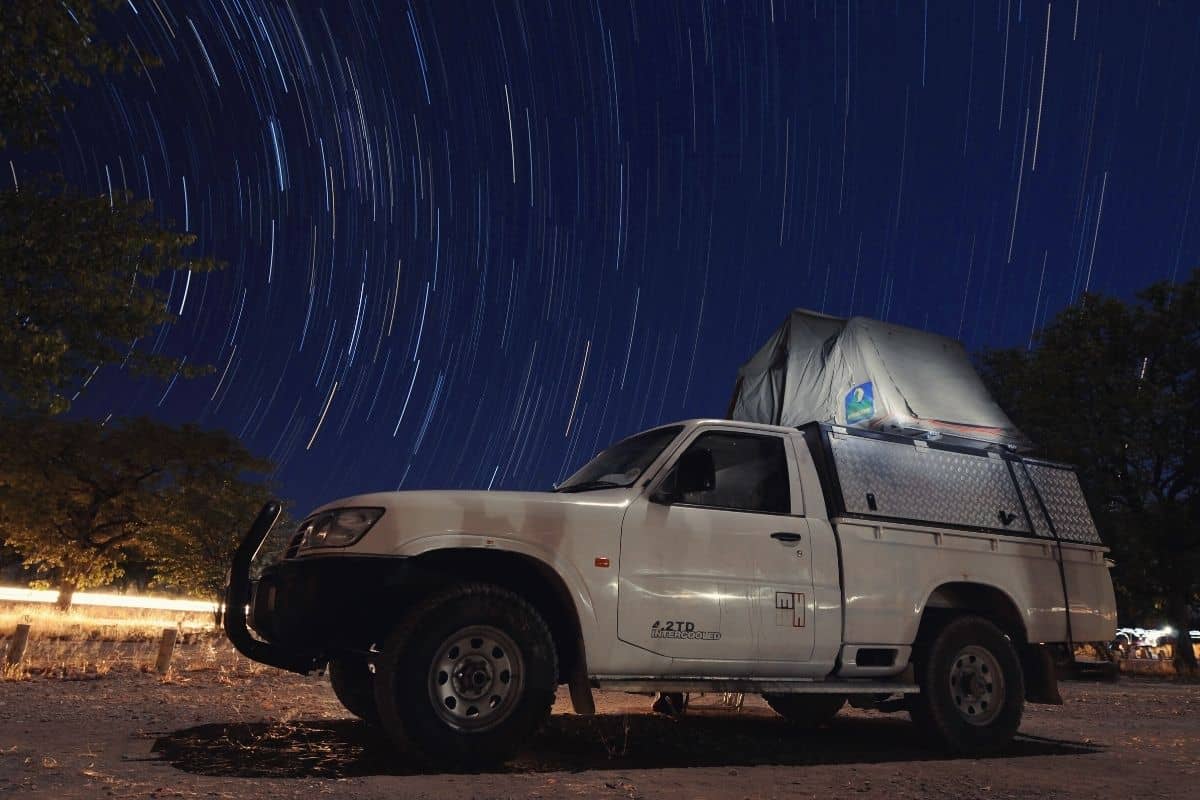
[152,709,1103,778]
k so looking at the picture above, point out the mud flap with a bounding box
[1021,644,1064,705]
[567,651,595,715]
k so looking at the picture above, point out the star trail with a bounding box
[17,0,1200,506]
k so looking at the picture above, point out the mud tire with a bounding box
[907,614,1025,756]
[372,583,558,766]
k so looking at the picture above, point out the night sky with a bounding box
[19,1,1200,507]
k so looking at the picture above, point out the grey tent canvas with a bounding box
[727,310,1030,450]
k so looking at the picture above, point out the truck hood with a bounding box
[304,489,634,557]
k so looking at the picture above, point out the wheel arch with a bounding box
[407,547,588,684]
[915,581,1029,646]
[913,581,1066,706]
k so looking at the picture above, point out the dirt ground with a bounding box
[0,646,1197,799]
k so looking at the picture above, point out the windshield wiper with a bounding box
[554,480,625,493]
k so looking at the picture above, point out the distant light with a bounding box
[0,586,217,613]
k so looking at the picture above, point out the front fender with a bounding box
[397,533,600,658]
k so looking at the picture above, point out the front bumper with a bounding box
[225,502,433,674]
[248,552,425,651]
[223,502,324,674]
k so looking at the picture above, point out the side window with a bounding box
[669,431,791,514]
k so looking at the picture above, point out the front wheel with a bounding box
[372,583,558,766]
[907,615,1024,755]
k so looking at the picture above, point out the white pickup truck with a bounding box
[225,418,1117,765]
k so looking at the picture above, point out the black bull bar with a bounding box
[222,501,324,674]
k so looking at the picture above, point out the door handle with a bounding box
[770,532,802,543]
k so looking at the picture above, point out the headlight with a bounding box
[297,507,384,549]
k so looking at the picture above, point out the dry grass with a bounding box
[1074,641,1200,678]
[1,632,258,682]
[1119,658,1179,677]
[0,601,214,642]
[0,600,245,681]
[1115,643,1200,678]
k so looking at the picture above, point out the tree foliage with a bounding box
[0,0,131,150]
[1,2,214,416]
[0,415,271,609]
[0,1,251,610]
[981,269,1200,672]
[0,184,221,414]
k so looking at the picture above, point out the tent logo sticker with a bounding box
[845,382,875,425]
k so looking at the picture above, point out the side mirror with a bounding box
[654,448,715,504]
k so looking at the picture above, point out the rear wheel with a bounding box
[762,693,846,727]
[372,583,558,766]
[907,615,1024,755]
[329,655,378,723]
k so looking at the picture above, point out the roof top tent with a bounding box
[726,309,1032,451]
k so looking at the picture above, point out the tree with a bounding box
[981,270,1200,674]
[0,184,221,414]
[0,0,130,150]
[0,1,237,600]
[1,1,218,415]
[0,415,271,610]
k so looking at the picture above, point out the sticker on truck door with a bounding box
[774,592,806,627]
[650,620,722,640]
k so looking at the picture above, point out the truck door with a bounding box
[617,427,817,675]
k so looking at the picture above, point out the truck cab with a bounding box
[225,418,1117,765]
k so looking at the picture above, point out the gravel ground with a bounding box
[0,648,1196,799]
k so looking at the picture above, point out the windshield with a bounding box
[555,425,684,492]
